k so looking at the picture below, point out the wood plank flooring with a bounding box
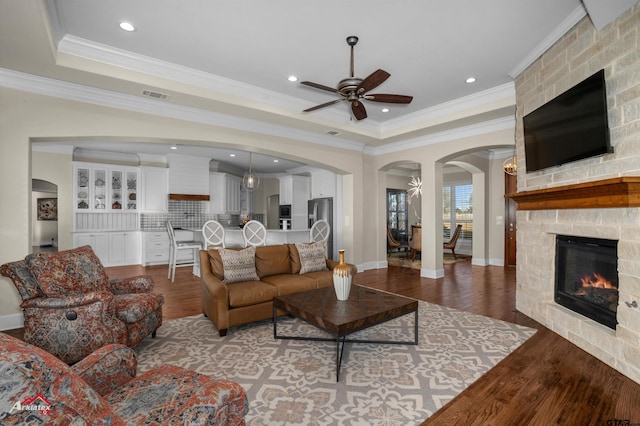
[5,259,640,423]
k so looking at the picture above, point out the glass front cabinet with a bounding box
[74,163,139,212]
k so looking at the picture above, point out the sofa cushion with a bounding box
[207,247,227,280]
[25,245,109,296]
[261,274,318,295]
[255,244,291,278]
[218,247,260,284]
[295,241,329,274]
[300,270,335,288]
[227,280,279,308]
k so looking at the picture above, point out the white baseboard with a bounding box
[0,313,24,331]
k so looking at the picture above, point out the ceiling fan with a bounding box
[301,36,413,121]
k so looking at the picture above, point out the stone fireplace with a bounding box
[510,179,640,384]
[512,5,640,384]
[554,234,618,330]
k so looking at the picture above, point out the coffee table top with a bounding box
[273,285,418,336]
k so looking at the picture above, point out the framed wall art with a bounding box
[37,198,58,221]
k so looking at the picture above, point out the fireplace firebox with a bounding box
[554,235,618,329]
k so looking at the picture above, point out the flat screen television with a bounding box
[523,69,612,173]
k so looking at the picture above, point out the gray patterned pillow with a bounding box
[295,241,328,274]
[218,246,259,284]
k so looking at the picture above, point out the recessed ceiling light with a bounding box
[288,75,298,82]
[229,154,236,157]
[465,77,477,84]
[273,159,279,163]
[381,108,390,113]
[170,145,177,150]
[119,22,135,32]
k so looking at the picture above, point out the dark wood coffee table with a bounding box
[273,285,418,381]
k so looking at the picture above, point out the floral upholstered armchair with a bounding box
[0,332,249,424]
[0,245,164,364]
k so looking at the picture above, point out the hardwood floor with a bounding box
[5,260,640,423]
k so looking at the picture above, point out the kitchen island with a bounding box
[181,227,311,248]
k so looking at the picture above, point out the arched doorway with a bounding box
[32,179,58,252]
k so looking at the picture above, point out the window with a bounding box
[442,184,472,247]
[387,189,408,244]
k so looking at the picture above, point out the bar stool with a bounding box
[166,221,202,282]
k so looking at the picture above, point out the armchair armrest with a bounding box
[72,343,137,396]
[108,275,154,294]
[200,250,230,335]
[20,291,116,310]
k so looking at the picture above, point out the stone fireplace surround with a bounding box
[510,178,640,383]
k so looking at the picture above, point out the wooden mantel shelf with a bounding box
[505,177,640,210]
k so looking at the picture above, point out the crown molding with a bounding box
[509,4,588,78]
[380,82,515,136]
[2,66,517,158]
[366,116,516,156]
[0,68,366,153]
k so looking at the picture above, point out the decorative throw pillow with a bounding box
[295,241,328,274]
[25,245,109,296]
[218,246,260,284]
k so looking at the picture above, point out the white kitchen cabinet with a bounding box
[310,169,336,199]
[74,232,140,266]
[279,176,293,205]
[279,176,310,229]
[73,162,139,212]
[73,233,110,264]
[142,231,170,265]
[141,166,168,212]
[142,230,196,266]
[109,232,141,266]
[209,173,241,214]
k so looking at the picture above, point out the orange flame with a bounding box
[579,272,616,290]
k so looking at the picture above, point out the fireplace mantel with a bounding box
[506,177,640,210]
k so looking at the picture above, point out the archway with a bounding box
[32,179,58,252]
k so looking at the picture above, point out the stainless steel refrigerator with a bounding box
[308,197,333,259]
[266,194,279,229]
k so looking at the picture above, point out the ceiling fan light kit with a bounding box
[301,36,413,121]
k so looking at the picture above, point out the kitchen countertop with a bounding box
[162,226,313,246]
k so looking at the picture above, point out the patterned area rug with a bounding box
[136,301,535,425]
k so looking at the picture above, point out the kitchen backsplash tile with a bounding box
[140,200,243,230]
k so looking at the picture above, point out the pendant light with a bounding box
[243,152,260,191]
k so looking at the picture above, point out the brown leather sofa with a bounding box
[200,243,357,336]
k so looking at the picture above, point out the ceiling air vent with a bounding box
[326,131,340,136]
[142,90,169,100]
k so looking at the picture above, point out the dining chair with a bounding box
[444,224,463,259]
[166,221,202,282]
[310,219,330,243]
[387,225,409,255]
[242,220,267,247]
[202,220,225,249]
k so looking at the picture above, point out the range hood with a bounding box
[168,193,210,201]
[167,154,210,200]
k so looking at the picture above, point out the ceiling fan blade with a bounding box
[357,69,391,94]
[351,100,367,120]
[300,81,339,94]
[303,98,344,112]
[366,94,414,104]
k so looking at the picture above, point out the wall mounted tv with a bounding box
[523,69,612,173]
